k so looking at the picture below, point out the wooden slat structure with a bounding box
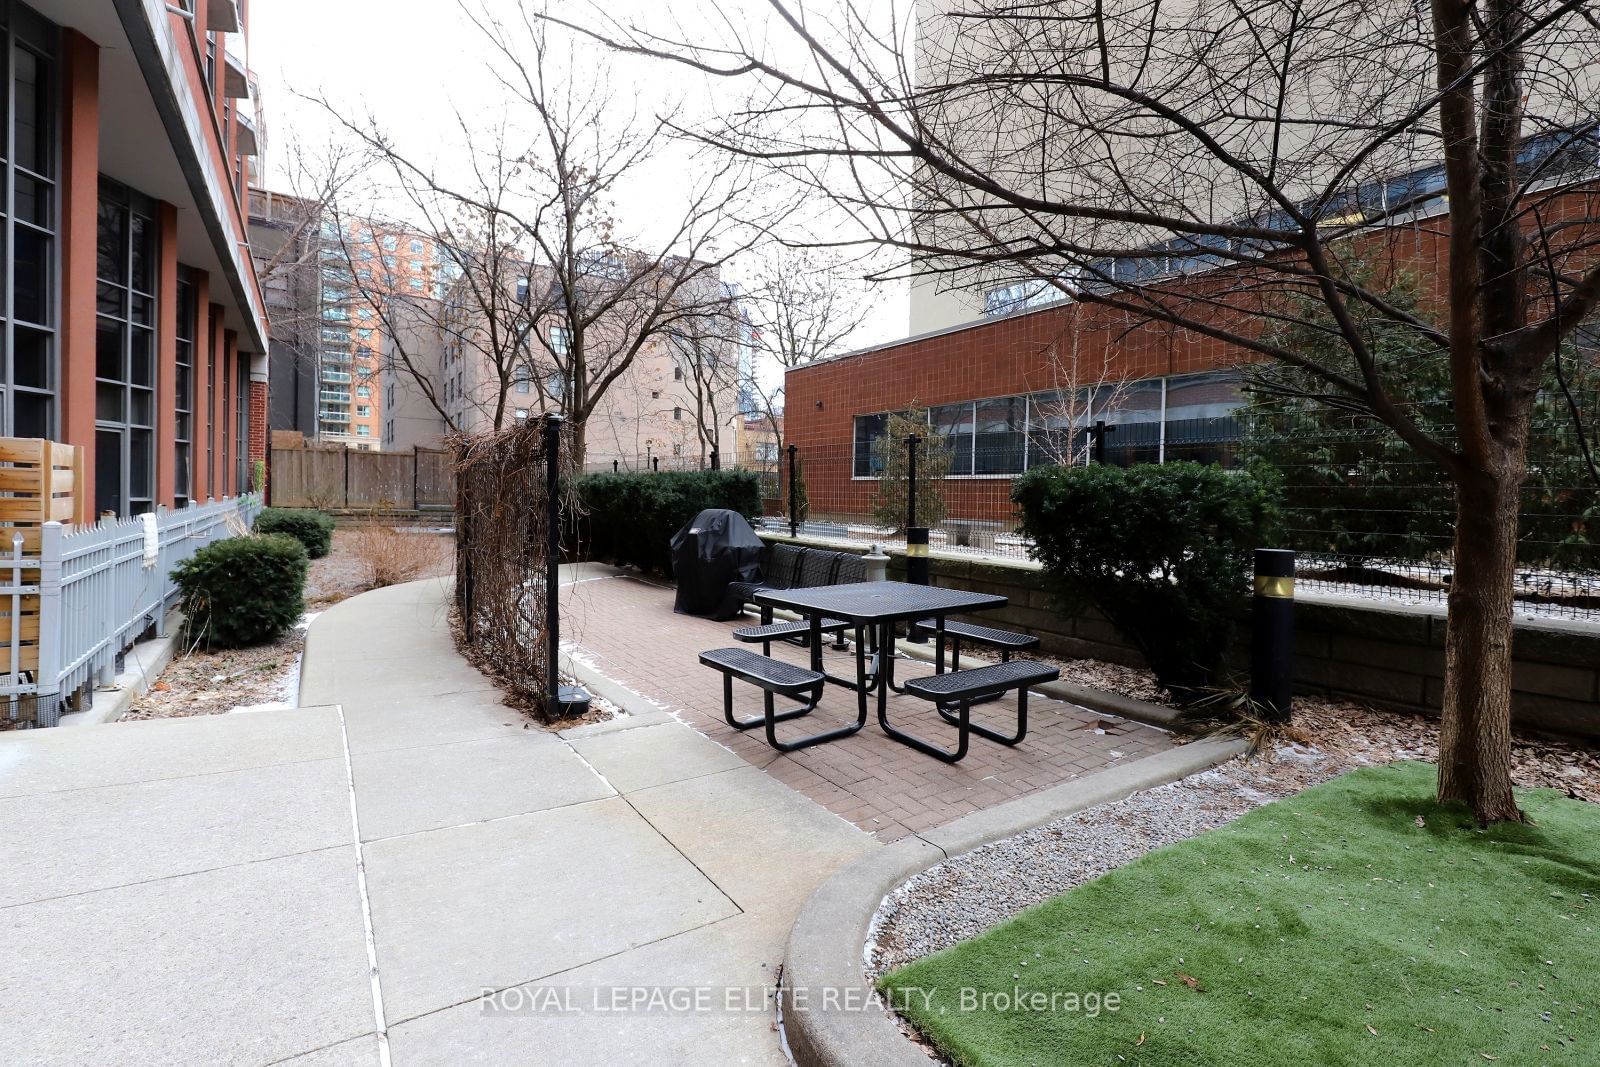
[0,438,80,704]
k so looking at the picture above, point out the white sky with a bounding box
[249,0,910,353]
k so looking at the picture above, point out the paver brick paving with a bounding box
[563,572,1173,839]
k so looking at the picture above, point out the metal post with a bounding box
[651,456,659,472]
[1089,419,1116,464]
[786,443,799,538]
[342,447,350,507]
[905,433,929,588]
[612,459,619,473]
[412,447,420,510]
[709,448,720,471]
[545,415,590,720]
[1250,548,1295,722]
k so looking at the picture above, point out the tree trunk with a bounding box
[569,417,587,470]
[1436,460,1526,823]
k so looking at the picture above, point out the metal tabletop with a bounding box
[753,581,1007,624]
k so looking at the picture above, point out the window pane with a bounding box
[14,47,50,176]
[12,225,48,324]
[14,326,49,389]
[1165,372,1244,465]
[129,328,153,386]
[97,199,125,284]
[13,390,49,439]
[96,319,123,380]
[130,428,152,501]
[1097,379,1164,467]
[130,214,153,294]
[853,413,887,477]
[931,403,974,475]
[974,397,1025,474]
[95,428,122,516]
[96,382,122,422]
[15,173,50,227]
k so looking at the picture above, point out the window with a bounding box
[381,234,398,251]
[650,390,660,399]
[321,326,350,345]
[674,365,683,381]
[930,403,975,475]
[95,178,158,516]
[852,413,888,477]
[356,385,370,399]
[356,424,371,436]
[550,326,572,357]
[356,328,373,340]
[408,259,422,272]
[673,406,683,420]
[3,13,59,440]
[174,268,197,507]
[514,365,532,395]
[236,360,249,491]
[409,238,423,253]
[1096,378,1164,467]
[204,31,216,99]
[974,397,1025,474]
[381,255,396,269]
[356,405,371,417]
[409,278,422,291]
[1163,372,1243,464]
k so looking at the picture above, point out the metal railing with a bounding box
[0,494,261,728]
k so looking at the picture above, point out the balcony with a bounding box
[208,0,241,33]
[236,109,260,156]
[319,410,351,424]
[320,390,351,406]
[321,369,352,385]
[223,46,249,99]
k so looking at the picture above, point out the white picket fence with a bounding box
[0,494,262,727]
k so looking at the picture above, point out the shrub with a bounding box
[254,507,335,559]
[574,469,763,574]
[1012,461,1282,701]
[348,521,447,588]
[172,534,308,648]
[871,410,951,532]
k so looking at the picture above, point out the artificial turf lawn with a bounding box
[878,762,1599,1066]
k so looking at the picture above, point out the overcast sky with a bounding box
[249,0,909,351]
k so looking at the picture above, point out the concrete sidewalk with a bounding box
[1,576,875,1065]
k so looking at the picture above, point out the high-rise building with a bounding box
[0,0,269,515]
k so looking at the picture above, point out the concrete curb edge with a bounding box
[780,737,1250,1067]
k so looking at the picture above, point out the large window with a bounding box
[174,267,196,507]
[851,371,1244,478]
[2,7,58,440]
[95,178,157,517]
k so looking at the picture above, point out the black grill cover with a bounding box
[671,509,764,619]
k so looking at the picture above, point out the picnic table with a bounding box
[752,581,1008,753]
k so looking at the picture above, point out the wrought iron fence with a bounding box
[1,494,262,728]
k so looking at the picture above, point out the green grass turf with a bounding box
[878,762,1600,1066]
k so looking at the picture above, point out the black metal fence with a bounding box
[578,420,1598,621]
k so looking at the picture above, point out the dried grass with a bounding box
[348,520,448,589]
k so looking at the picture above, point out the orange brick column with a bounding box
[60,31,99,524]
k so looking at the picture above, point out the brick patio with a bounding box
[562,571,1173,843]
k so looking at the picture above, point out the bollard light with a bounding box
[1250,548,1295,722]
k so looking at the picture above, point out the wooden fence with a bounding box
[269,447,455,511]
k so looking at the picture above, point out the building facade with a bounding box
[382,263,743,469]
[0,0,269,519]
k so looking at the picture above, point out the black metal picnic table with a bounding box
[752,580,1008,750]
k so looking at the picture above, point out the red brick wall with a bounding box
[784,185,1600,522]
[248,379,268,488]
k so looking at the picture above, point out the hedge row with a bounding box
[254,507,335,558]
[573,469,762,574]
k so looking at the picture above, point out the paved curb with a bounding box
[780,737,1249,1067]
[557,648,677,739]
[58,609,185,728]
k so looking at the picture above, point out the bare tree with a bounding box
[568,0,1600,821]
[665,296,744,464]
[318,6,770,463]
[742,247,872,451]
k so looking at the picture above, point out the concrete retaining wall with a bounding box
[762,534,1600,740]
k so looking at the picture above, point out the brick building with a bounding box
[0,0,269,518]
[783,171,1600,529]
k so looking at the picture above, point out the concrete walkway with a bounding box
[1,576,875,1065]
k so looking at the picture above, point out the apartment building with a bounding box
[0,1,267,518]
[383,262,743,468]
